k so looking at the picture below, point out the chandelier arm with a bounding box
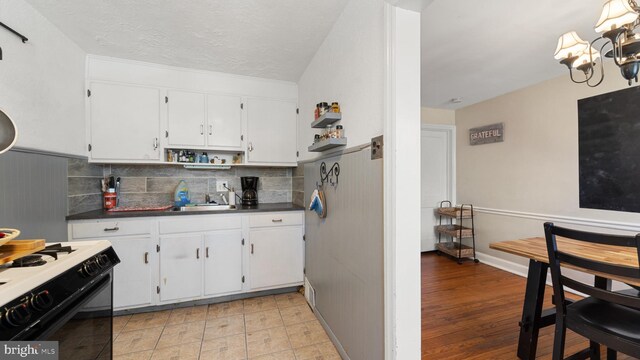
[586,43,607,87]
[567,66,590,84]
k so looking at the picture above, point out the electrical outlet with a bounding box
[216,181,229,192]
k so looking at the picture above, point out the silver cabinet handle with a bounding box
[196,248,200,259]
[144,252,149,264]
[206,247,209,258]
[104,227,119,232]
[209,125,213,135]
[153,138,158,150]
[272,219,283,223]
[251,244,254,254]
[248,142,254,152]
[200,124,204,135]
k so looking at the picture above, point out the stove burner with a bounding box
[35,243,75,260]
[11,255,47,268]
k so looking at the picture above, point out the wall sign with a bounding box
[469,123,504,145]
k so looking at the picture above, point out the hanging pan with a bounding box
[0,108,17,155]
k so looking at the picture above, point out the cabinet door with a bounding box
[109,237,157,309]
[89,82,161,161]
[167,90,206,147]
[159,235,203,302]
[249,226,304,290]
[207,94,243,149]
[203,230,243,296]
[246,98,297,165]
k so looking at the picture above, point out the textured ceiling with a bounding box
[24,0,349,81]
[422,0,607,109]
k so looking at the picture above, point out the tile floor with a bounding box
[111,292,341,360]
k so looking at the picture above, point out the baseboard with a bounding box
[475,251,590,297]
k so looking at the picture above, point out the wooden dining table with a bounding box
[490,236,640,360]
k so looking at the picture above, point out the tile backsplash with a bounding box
[67,158,293,215]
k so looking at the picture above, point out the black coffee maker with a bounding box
[241,177,259,206]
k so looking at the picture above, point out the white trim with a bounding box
[383,4,397,360]
[475,206,640,233]
[477,251,635,296]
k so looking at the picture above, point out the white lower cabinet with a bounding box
[109,237,158,309]
[249,213,304,290]
[204,230,243,296]
[159,234,203,302]
[68,211,303,310]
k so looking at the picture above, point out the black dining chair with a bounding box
[544,222,640,360]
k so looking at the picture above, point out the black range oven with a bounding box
[0,246,120,360]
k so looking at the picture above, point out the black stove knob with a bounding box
[95,254,110,268]
[79,260,99,277]
[4,303,31,327]
[31,291,53,311]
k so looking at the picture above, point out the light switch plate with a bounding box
[216,181,229,192]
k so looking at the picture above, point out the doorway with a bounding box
[421,124,456,252]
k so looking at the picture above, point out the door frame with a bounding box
[421,124,457,206]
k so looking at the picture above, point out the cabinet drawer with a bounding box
[160,215,241,234]
[249,212,303,228]
[72,220,152,239]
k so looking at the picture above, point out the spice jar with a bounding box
[315,103,321,119]
[319,102,329,116]
[314,134,321,143]
[331,102,340,113]
[335,125,344,138]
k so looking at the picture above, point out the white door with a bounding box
[249,227,304,289]
[89,82,161,161]
[246,98,297,165]
[421,126,455,252]
[207,94,243,149]
[167,90,206,147]
[159,235,203,302]
[109,237,157,309]
[204,230,243,296]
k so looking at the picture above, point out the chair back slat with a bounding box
[562,276,640,310]
[544,222,640,315]
[552,225,638,247]
[556,251,640,279]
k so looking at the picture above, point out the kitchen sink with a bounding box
[171,204,236,212]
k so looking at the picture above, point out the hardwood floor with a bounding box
[421,252,635,359]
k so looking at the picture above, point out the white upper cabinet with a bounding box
[246,98,298,165]
[207,94,243,150]
[167,90,206,147]
[166,92,242,150]
[88,82,161,162]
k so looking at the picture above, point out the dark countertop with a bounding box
[66,203,305,221]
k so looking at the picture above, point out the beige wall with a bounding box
[455,62,640,264]
[421,107,455,125]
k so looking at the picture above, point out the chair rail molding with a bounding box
[475,206,640,233]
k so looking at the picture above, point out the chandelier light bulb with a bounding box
[572,47,601,68]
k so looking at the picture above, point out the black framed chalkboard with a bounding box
[578,86,640,213]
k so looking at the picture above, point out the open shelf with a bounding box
[308,138,348,152]
[436,207,473,219]
[311,112,342,128]
[436,242,475,259]
[435,224,474,238]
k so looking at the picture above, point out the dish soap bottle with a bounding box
[174,180,191,207]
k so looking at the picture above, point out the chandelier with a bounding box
[554,0,640,87]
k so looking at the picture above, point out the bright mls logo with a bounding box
[1,342,58,359]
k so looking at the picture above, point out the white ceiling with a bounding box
[422,0,607,109]
[24,0,349,82]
